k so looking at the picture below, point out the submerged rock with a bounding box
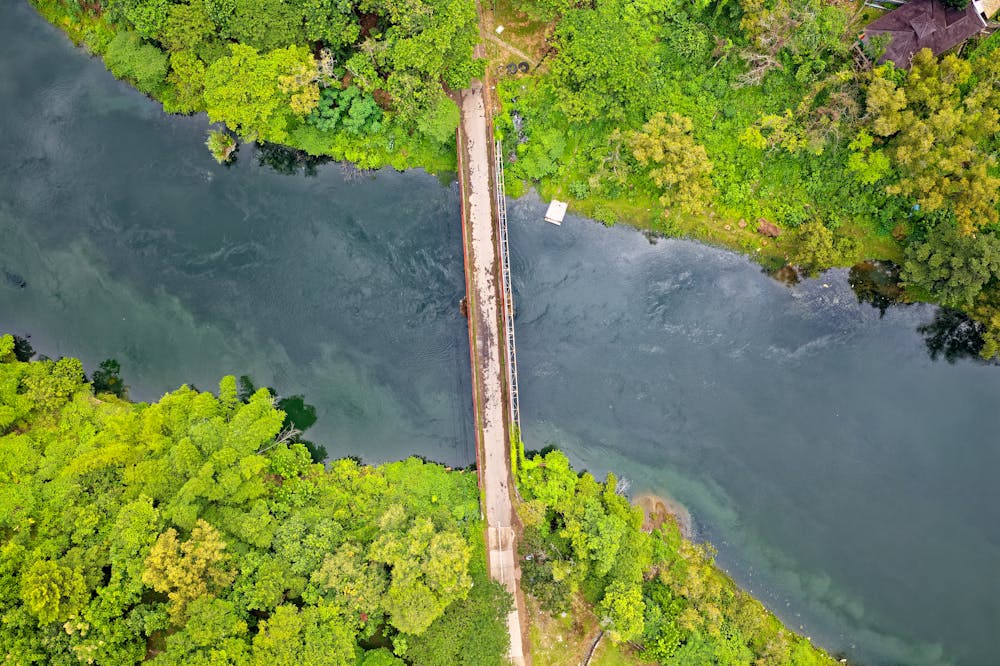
[3,269,26,289]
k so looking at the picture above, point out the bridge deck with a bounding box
[457,79,527,665]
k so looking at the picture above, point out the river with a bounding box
[2,2,999,664]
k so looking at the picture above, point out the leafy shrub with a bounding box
[206,128,237,163]
[103,31,168,93]
[568,180,589,199]
[308,85,383,135]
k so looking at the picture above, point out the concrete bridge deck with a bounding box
[456,78,527,665]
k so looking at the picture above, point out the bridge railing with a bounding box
[494,140,521,437]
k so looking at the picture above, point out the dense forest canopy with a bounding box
[0,337,832,663]
[0,335,509,664]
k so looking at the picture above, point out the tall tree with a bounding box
[142,520,236,623]
[204,45,320,143]
[629,113,715,215]
[865,50,1000,234]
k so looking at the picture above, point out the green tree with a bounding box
[902,224,1000,306]
[154,596,250,664]
[865,51,1000,234]
[0,352,502,663]
[20,559,87,624]
[0,334,15,363]
[369,509,472,634]
[415,92,459,145]
[310,542,386,619]
[161,0,217,55]
[548,0,657,124]
[204,45,319,143]
[165,51,207,113]
[104,31,169,94]
[142,519,236,623]
[404,553,510,666]
[629,113,715,215]
[206,128,237,163]
[219,0,308,51]
[91,358,128,398]
[20,356,85,413]
[123,0,171,39]
[360,648,406,665]
[599,579,645,643]
[794,221,838,276]
[845,130,891,186]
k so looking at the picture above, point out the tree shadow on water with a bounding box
[255,142,331,177]
[848,260,905,317]
[918,308,994,364]
[844,261,996,365]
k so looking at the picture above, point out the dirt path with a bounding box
[458,80,527,666]
[486,33,534,63]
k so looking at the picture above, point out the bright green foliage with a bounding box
[104,31,169,94]
[865,50,1000,234]
[0,352,507,663]
[0,335,14,362]
[308,85,383,135]
[124,0,170,39]
[40,0,477,170]
[369,509,473,634]
[20,559,87,624]
[204,44,319,143]
[600,579,645,643]
[403,539,510,665]
[415,91,461,145]
[218,0,310,51]
[161,0,216,54]
[629,113,715,215]
[793,220,856,276]
[361,648,406,665]
[547,0,658,124]
[517,449,833,664]
[206,128,237,163]
[164,51,207,113]
[846,130,891,186]
[142,520,236,623]
[104,0,171,39]
[497,0,868,229]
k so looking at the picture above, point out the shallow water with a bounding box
[2,2,999,663]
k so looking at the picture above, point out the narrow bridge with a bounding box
[456,77,527,665]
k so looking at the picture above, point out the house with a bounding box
[864,0,993,67]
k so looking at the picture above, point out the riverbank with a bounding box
[0,338,836,664]
[483,0,1000,357]
[30,0,1000,356]
[11,3,1000,660]
[514,446,836,664]
[635,492,693,540]
[27,0,466,174]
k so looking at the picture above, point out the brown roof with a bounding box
[865,0,987,67]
